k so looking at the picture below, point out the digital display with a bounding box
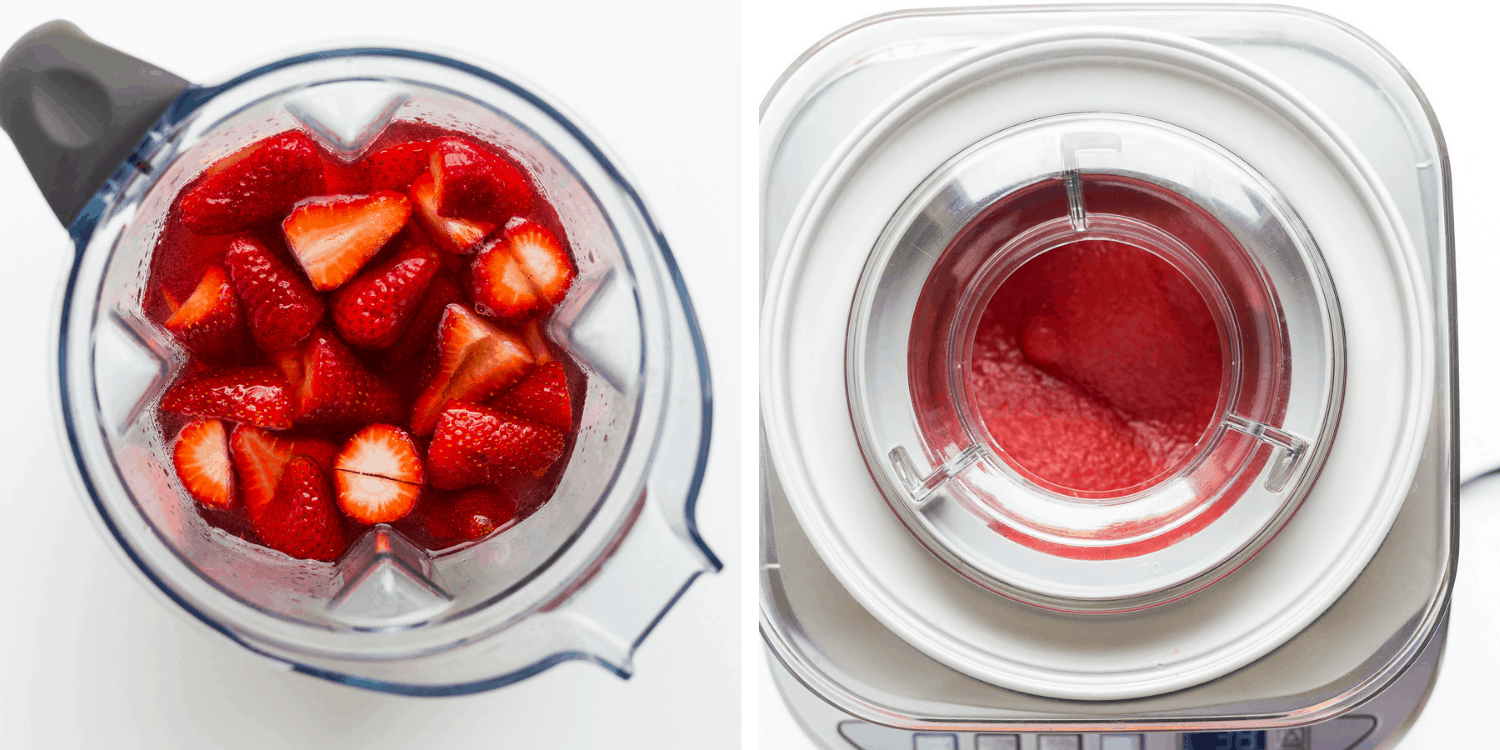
[1182,732,1266,750]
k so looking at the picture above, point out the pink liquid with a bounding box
[967,239,1223,494]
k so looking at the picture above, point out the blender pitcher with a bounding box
[0,21,718,695]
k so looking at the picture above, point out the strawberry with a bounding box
[410,304,534,435]
[330,241,440,348]
[470,221,575,321]
[360,140,436,191]
[470,236,540,320]
[161,367,293,430]
[293,329,405,427]
[426,402,564,489]
[333,424,424,524]
[282,191,412,291]
[493,361,571,429]
[429,137,532,223]
[252,455,347,562]
[177,131,326,235]
[163,265,245,358]
[409,171,496,253]
[423,486,517,542]
[379,274,463,391]
[230,425,337,523]
[521,319,554,364]
[172,419,234,509]
[506,221,575,306]
[224,235,323,353]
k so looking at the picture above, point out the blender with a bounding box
[0,20,718,694]
[761,5,1453,747]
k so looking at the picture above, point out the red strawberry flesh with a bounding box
[178,131,327,235]
[230,425,337,523]
[360,140,435,192]
[493,361,571,430]
[172,419,234,509]
[505,221,575,306]
[282,191,412,291]
[161,367,292,429]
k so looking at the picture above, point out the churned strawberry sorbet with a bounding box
[967,239,1223,494]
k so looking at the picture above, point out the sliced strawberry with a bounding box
[252,455,347,562]
[409,171,496,253]
[333,424,424,524]
[177,132,326,235]
[469,221,575,321]
[360,140,435,191]
[423,487,518,543]
[379,274,463,391]
[493,361,571,430]
[521,320,554,364]
[506,221,575,306]
[224,235,323,353]
[470,235,540,320]
[330,241,440,348]
[429,137,533,223]
[172,419,234,509]
[282,191,412,291]
[410,304,534,435]
[161,367,292,429]
[294,329,405,427]
[426,402,564,489]
[230,425,337,523]
[163,265,245,358]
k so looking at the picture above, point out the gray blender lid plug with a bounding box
[0,20,187,227]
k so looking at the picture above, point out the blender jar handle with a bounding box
[0,20,187,227]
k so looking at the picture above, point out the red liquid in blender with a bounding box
[148,124,584,559]
[967,239,1222,494]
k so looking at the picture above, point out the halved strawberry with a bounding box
[177,131,326,235]
[360,140,436,192]
[282,191,412,291]
[224,235,323,353]
[161,367,293,429]
[230,425,337,523]
[493,361,571,430]
[172,419,234,509]
[429,137,533,223]
[163,265,245,358]
[330,241,440,348]
[470,236,540,320]
[409,171,496,254]
[252,455,347,562]
[379,274,464,392]
[469,221,575,321]
[506,221,575,306]
[521,320,554,364]
[293,329,405,427]
[333,424,424,524]
[426,402,564,489]
[410,304,534,435]
[422,486,518,543]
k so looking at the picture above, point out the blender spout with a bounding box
[0,20,187,227]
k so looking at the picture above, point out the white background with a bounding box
[0,1,739,748]
[748,0,1500,748]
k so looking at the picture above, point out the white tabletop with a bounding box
[0,1,741,747]
[748,0,1500,747]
